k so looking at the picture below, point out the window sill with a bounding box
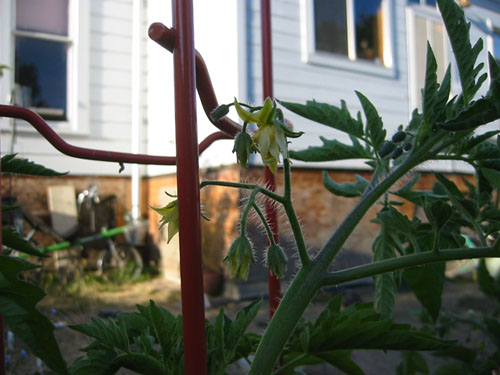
[304,51,396,79]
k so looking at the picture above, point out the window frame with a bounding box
[406,3,451,111]
[300,0,395,77]
[1,0,90,135]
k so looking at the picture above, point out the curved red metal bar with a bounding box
[148,22,241,137]
[0,105,232,165]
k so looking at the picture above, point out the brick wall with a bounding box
[3,166,475,281]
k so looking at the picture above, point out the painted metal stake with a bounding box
[172,0,207,374]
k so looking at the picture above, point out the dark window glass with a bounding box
[426,0,437,7]
[494,31,500,65]
[355,0,383,61]
[314,0,348,55]
[15,37,67,120]
[408,0,421,4]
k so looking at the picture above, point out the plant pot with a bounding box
[203,269,225,297]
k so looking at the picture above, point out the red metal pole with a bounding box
[261,0,281,318]
[172,0,207,374]
[0,133,5,375]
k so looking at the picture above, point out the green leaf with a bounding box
[290,137,372,162]
[403,262,446,321]
[70,317,130,353]
[481,167,500,190]
[0,255,69,374]
[423,43,439,126]
[434,65,452,122]
[316,351,364,375]
[483,316,500,347]
[2,227,47,257]
[322,172,369,198]
[1,153,67,176]
[456,131,500,155]
[437,0,483,104]
[477,259,499,300]
[372,218,398,318]
[433,363,464,375]
[397,351,429,375]
[356,91,386,151]
[279,99,364,139]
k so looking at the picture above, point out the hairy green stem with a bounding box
[322,244,500,286]
[240,189,259,236]
[249,264,323,375]
[283,159,310,266]
[200,180,284,203]
[252,203,276,246]
[250,132,444,374]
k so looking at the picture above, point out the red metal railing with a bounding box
[0,1,279,374]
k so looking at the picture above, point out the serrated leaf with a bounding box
[403,262,446,321]
[322,172,369,198]
[423,43,439,125]
[279,99,364,138]
[316,351,364,375]
[2,227,46,257]
[434,173,478,223]
[433,363,463,375]
[1,154,67,176]
[0,255,69,374]
[397,351,429,375]
[456,131,500,155]
[437,0,483,104]
[372,218,398,318]
[70,317,130,353]
[356,91,386,150]
[434,65,452,122]
[290,137,372,162]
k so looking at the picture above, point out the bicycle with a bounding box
[2,185,144,283]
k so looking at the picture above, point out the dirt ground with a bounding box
[4,275,495,375]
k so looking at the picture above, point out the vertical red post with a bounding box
[172,1,207,374]
[261,0,281,317]
[0,143,4,375]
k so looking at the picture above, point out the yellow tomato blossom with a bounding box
[234,98,288,174]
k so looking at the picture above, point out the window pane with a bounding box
[16,0,68,36]
[15,37,67,119]
[408,0,421,4]
[425,0,437,7]
[494,30,500,65]
[314,0,348,56]
[355,0,383,62]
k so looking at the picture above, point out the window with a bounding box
[14,0,70,120]
[408,0,437,7]
[407,3,448,109]
[314,0,386,64]
[302,0,393,75]
[493,29,500,65]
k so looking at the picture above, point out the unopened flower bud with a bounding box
[266,244,287,279]
[210,104,230,121]
[391,131,407,143]
[224,235,255,279]
[379,141,396,158]
[233,131,253,168]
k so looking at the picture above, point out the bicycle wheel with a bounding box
[99,241,143,282]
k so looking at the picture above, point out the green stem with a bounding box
[240,189,259,236]
[200,180,284,203]
[252,203,276,246]
[322,244,500,286]
[283,159,310,266]
[249,265,322,375]
[250,132,447,374]
[271,353,308,375]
